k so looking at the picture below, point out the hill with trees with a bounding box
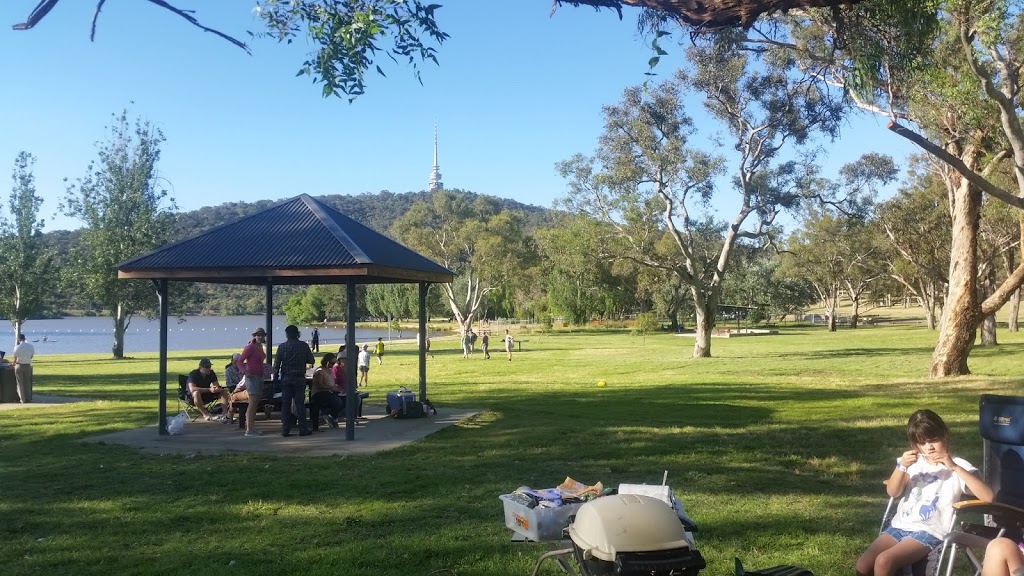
[44,189,561,316]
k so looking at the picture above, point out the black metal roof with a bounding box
[117,194,454,285]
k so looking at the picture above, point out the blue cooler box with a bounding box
[386,390,417,414]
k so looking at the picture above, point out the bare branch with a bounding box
[143,0,250,54]
[14,0,250,54]
[90,0,107,41]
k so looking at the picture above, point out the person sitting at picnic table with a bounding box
[331,347,366,419]
[310,353,343,429]
[224,353,243,392]
[187,358,232,422]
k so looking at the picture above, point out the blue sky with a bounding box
[0,1,917,232]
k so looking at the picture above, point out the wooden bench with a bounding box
[231,394,279,428]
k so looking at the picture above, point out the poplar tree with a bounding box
[0,152,56,343]
[62,111,177,359]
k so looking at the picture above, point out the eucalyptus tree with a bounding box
[559,32,855,357]
[977,197,1021,343]
[535,216,611,325]
[283,285,350,325]
[749,1,1024,376]
[0,152,57,342]
[392,190,528,337]
[781,213,847,331]
[364,284,415,322]
[875,167,952,329]
[61,111,178,359]
[721,246,817,324]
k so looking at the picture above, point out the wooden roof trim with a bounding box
[118,264,453,284]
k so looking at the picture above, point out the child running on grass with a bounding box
[856,409,994,576]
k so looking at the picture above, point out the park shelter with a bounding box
[116,194,454,439]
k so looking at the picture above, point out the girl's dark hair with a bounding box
[906,409,950,446]
[320,353,336,367]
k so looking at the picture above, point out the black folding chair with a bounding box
[940,394,1024,576]
[177,374,220,422]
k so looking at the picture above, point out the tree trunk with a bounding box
[1008,288,1020,332]
[13,320,22,346]
[849,295,860,329]
[692,305,712,357]
[930,179,981,377]
[668,308,680,332]
[112,305,128,359]
[980,268,997,346]
[825,291,838,332]
[922,280,937,331]
[980,313,997,345]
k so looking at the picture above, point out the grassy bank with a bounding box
[1,324,1020,575]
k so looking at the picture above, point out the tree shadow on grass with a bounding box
[0,385,994,576]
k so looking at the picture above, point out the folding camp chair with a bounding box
[177,374,221,422]
[879,489,946,576]
[940,394,1024,576]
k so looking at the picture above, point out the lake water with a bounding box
[0,315,405,355]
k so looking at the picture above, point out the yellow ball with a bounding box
[597,380,607,387]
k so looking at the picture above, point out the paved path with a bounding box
[0,394,91,411]
[81,408,482,457]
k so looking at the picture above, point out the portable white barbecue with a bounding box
[529,494,705,576]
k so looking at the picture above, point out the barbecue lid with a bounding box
[567,494,691,562]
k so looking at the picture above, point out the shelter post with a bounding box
[418,282,427,401]
[264,280,274,365]
[345,279,357,441]
[155,279,169,435]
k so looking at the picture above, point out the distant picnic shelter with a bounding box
[116,194,454,439]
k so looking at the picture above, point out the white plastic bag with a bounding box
[166,411,188,435]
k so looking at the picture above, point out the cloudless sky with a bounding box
[0,1,918,232]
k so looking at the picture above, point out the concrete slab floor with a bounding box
[81,408,483,457]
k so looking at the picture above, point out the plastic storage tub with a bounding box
[500,494,583,541]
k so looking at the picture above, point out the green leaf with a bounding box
[323,84,334,97]
[648,56,661,69]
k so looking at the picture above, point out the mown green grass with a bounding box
[1,324,1021,576]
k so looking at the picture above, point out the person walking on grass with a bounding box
[374,337,385,365]
[481,332,490,359]
[358,343,371,387]
[504,329,514,362]
[273,325,314,437]
[237,327,267,437]
[311,327,320,353]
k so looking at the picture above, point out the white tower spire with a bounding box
[428,121,444,192]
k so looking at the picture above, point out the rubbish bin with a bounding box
[0,364,18,403]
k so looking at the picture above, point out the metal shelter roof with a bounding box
[117,194,453,284]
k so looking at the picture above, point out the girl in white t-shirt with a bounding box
[856,409,994,576]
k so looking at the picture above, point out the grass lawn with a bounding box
[1,323,1021,576]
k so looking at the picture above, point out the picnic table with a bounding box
[516,339,528,352]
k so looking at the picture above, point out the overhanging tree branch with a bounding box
[887,121,1023,209]
[14,0,251,54]
[552,0,871,29]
